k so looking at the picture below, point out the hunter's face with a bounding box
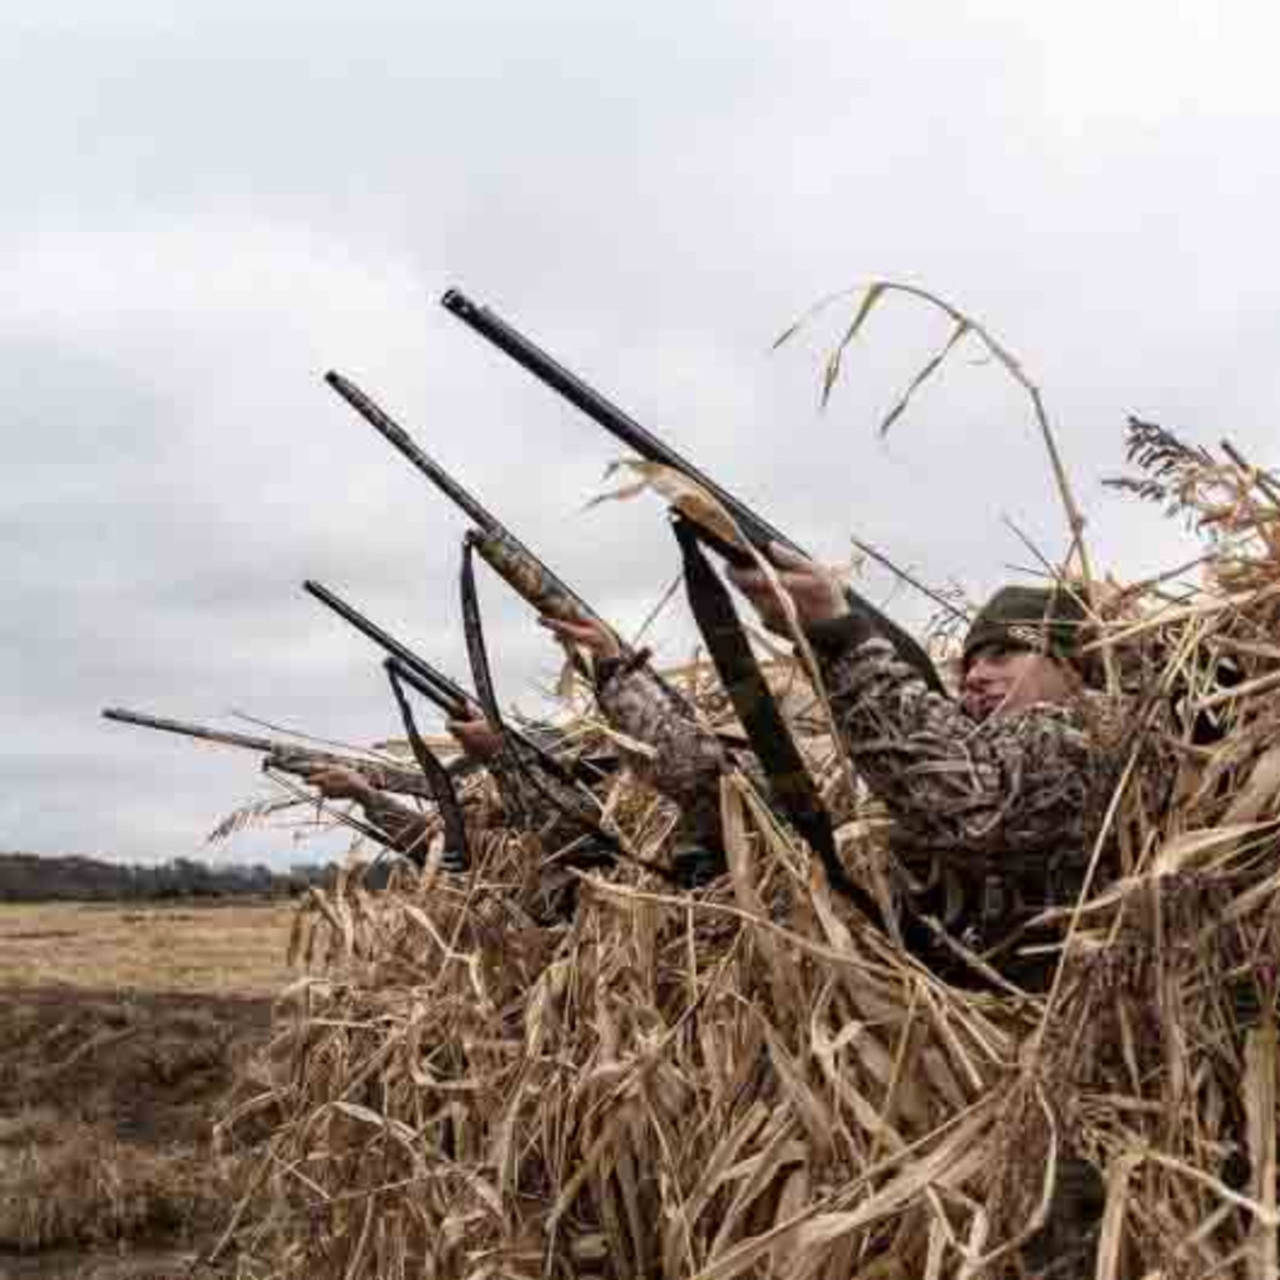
[961,646,1074,721]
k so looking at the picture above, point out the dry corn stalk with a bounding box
[216,432,1280,1279]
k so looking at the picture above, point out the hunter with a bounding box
[539,614,760,887]
[729,546,1122,1280]
[300,717,616,886]
[297,718,505,866]
[726,550,1121,976]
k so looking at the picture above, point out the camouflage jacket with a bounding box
[594,655,754,859]
[358,747,604,865]
[485,747,609,845]
[806,620,1127,966]
[356,788,432,861]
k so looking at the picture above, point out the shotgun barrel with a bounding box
[439,288,945,694]
[101,706,438,799]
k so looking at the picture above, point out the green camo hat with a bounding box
[962,585,1088,670]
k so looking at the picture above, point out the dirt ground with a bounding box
[0,901,297,1280]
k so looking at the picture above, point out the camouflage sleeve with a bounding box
[595,659,734,850]
[806,623,1094,860]
[484,750,595,836]
[358,790,434,861]
[361,760,593,857]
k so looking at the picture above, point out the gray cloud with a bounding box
[4,0,1277,863]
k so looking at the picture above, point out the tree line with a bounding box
[0,852,384,903]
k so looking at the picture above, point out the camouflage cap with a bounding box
[962,585,1089,669]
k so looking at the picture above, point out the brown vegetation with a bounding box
[0,901,295,994]
[216,424,1280,1278]
[0,902,295,1278]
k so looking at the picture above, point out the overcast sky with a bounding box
[5,0,1278,865]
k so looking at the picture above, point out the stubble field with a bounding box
[0,900,297,1279]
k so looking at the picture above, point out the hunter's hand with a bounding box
[726,543,848,635]
[538,615,622,661]
[300,764,374,803]
[447,717,504,762]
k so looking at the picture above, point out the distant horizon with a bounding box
[0,848,338,869]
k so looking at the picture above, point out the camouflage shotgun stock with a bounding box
[101,706,440,799]
[439,289,946,696]
[465,529,592,627]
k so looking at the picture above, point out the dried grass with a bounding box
[0,981,274,1269]
[0,1119,221,1250]
[215,432,1280,1278]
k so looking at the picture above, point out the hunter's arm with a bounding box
[475,725,612,839]
[361,759,582,853]
[806,620,1094,857]
[483,752,578,832]
[594,657,737,849]
[357,790,436,860]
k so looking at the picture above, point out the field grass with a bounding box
[0,898,298,1277]
[0,899,297,995]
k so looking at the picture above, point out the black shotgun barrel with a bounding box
[440,289,946,695]
[302,580,563,765]
[386,657,463,712]
[326,371,501,538]
[102,705,440,798]
[102,707,275,754]
[440,290,795,556]
[303,580,474,719]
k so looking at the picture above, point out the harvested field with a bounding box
[0,901,295,1279]
[0,901,296,996]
